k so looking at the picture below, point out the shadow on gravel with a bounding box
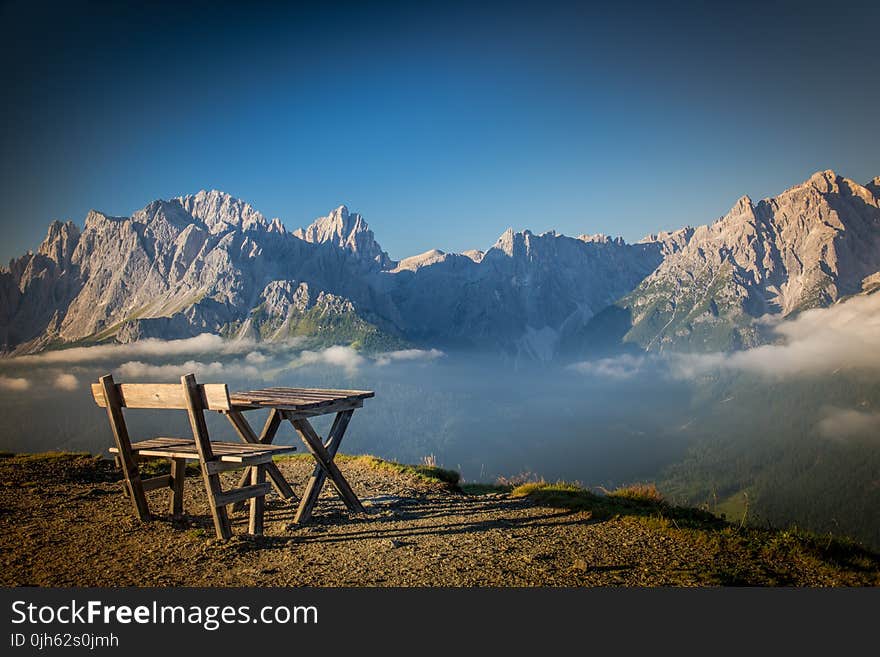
[199,496,590,550]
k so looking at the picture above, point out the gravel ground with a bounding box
[1,454,876,586]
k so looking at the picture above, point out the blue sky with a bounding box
[1,0,878,263]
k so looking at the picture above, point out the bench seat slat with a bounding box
[110,439,296,463]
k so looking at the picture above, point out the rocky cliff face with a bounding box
[380,228,663,358]
[581,170,880,352]
[2,170,878,358]
[293,205,392,270]
[1,193,402,354]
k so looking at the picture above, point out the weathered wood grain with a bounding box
[290,415,365,515]
[100,374,151,522]
[92,382,231,411]
[140,474,172,492]
[249,465,266,536]
[293,410,353,524]
[214,482,272,507]
[169,458,185,516]
[182,373,232,540]
[225,409,295,501]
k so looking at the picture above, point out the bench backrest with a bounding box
[91,381,230,411]
[93,373,226,466]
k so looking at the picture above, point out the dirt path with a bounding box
[1,454,877,586]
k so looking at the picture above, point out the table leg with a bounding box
[224,409,296,501]
[230,409,281,488]
[288,410,364,523]
[248,464,266,536]
[292,410,351,524]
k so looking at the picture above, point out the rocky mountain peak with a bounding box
[493,227,518,256]
[37,220,80,266]
[612,170,880,352]
[132,199,196,230]
[717,195,757,230]
[805,169,840,193]
[293,206,391,269]
[2,168,877,358]
[177,190,267,234]
[732,194,754,211]
[392,249,449,272]
[579,233,626,245]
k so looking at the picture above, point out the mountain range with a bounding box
[2,170,879,358]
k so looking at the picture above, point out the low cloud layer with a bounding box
[118,360,262,380]
[53,373,78,391]
[294,346,365,374]
[374,349,444,366]
[0,376,30,391]
[568,293,880,382]
[1,334,446,383]
[568,354,646,379]
[0,333,290,367]
[674,292,880,379]
[817,408,880,443]
[817,407,880,443]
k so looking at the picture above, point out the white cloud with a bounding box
[53,373,79,391]
[374,348,444,366]
[0,376,30,391]
[117,360,261,380]
[4,333,260,366]
[294,346,365,374]
[245,350,268,364]
[568,354,648,379]
[817,407,880,442]
[671,293,880,379]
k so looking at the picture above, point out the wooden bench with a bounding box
[92,373,296,539]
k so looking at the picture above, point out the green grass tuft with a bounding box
[606,483,665,504]
[511,480,720,525]
[354,455,460,487]
[273,453,461,488]
[13,451,94,464]
[138,459,200,477]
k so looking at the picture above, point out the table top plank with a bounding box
[234,391,353,401]
[228,387,375,412]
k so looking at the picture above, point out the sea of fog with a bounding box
[0,338,702,487]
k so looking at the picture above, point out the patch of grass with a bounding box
[273,453,313,462]
[511,482,604,512]
[354,455,460,488]
[646,520,880,585]
[138,459,200,477]
[511,480,722,526]
[512,480,880,584]
[13,451,93,464]
[606,483,664,504]
[274,453,461,488]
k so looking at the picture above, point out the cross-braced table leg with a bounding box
[286,409,365,524]
[223,409,297,512]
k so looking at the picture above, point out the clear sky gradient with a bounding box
[1,0,878,263]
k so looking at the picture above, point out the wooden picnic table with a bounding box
[220,387,375,524]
